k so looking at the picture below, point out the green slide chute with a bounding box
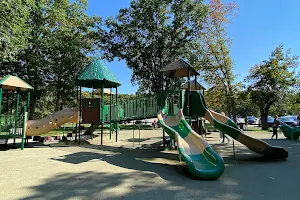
[187,90,288,159]
[157,107,225,179]
[279,122,300,140]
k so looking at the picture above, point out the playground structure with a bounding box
[156,60,288,179]
[0,75,80,146]
[74,60,162,145]
[0,75,32,149]
[0,59,289,180]
[158,92,225,179]
[279,122,300,140]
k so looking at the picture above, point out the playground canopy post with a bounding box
[0,75,33,149]
[160,58,200,148]
[75,60,121,146]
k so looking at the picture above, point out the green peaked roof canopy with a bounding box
[75,60,121,88]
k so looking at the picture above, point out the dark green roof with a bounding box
[75,60,121,88]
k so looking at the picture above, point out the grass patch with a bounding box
[244,126,272,132]
[119,124,157,130]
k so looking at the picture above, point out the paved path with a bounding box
[0,130,299,200]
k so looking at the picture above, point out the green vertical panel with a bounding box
[27,91,30,108]
[129,100,132,119]
[151,98,153,116]
[137,99,140,118]
[135,99,137,118]
[131,100,133,119]
[126,101,129,119]
[143,98,146,118]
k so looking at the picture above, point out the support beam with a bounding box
[75,86,78,142]
[115,87,118,142]
[110,88,112,140]
[161,71,165,149]
[101,84,104,145]
[14,89,20,135]
[78,87,82,145]
[27,91,30,108]
[188,68,191,124]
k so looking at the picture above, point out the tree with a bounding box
[235,90,259,117]
[46,1,102,111]
[102,0,208,94]
[246,44,299,129]
[190,0,239,120]
[0,0,103,119]
[205,86,227,111]
[0,0,33,61]
[269,89,300,116]
[2,0,51,119]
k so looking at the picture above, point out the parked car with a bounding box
[259,116,274,127]
[246,116,257,125]
[278,116,297,126]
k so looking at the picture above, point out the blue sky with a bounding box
[86,0,300,94]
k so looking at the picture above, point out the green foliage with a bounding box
[246,44,299,129]
[0,0,103,119]
[83,90,136,105]
[0,0,33,61]
[102,0,208,94]
[191,0,239,118]
[235,90,259,117]
[269,90,300,116]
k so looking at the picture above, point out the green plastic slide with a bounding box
[157,108,225,179]
[279,122,300,140]
[107,122,120,132]
[187,90,288,159]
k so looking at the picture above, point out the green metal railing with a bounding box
[0,115,24,137]
[101,91,185,122]
[120,95,159,120]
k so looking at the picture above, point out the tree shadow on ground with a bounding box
[51,135,289,184]
[126,136,162,143]
[21,135,300,200]
[0,140,52,151]
[51,141,193,182]
[20,171,243,200]
[0,143,19,151]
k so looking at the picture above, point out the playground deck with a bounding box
[0,130,299,200]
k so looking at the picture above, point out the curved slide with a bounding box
[188,90,288,159]
[158,108,225,179]
[26,109,79,136]
[279,122,300,140]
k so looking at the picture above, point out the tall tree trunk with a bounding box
[260,105,269,130]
